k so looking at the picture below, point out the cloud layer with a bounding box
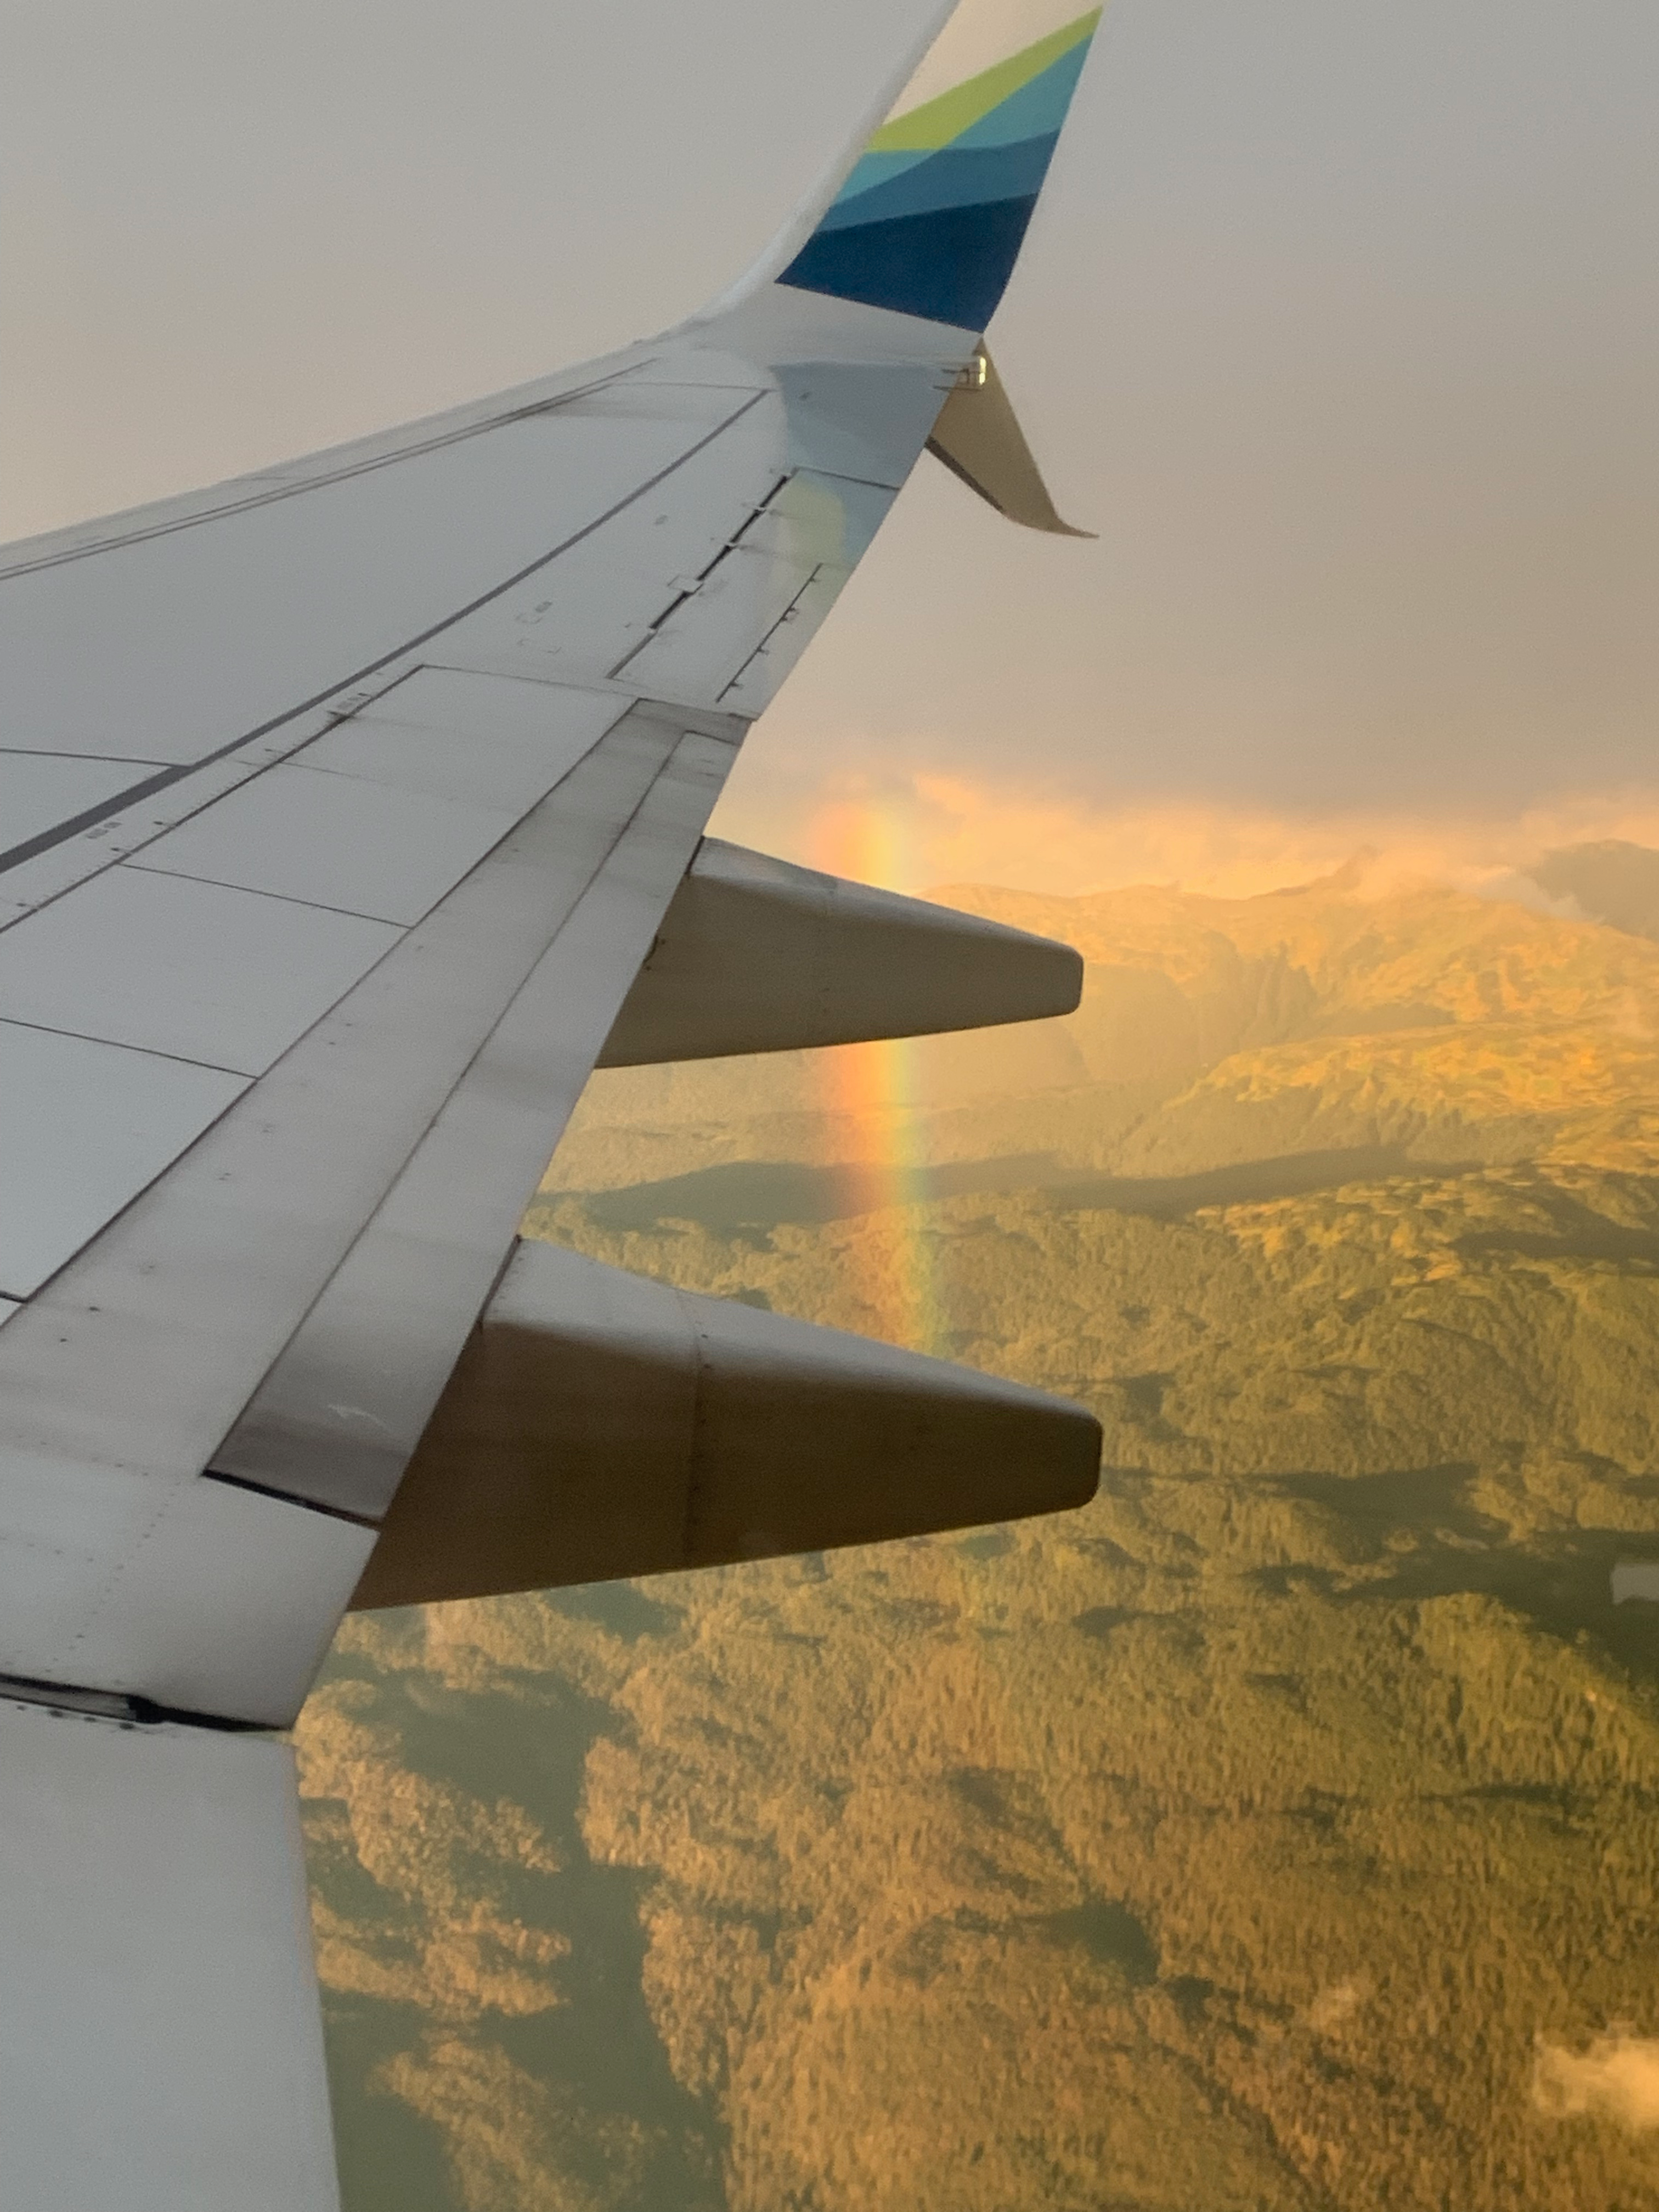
[1534,2033,1659,2133]
[712,755,1659,902]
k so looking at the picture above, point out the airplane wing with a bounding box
[0,3,1104,2204]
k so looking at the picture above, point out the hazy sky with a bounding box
[4,0,1657,857]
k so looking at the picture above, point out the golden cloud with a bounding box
[712,760,1659,902]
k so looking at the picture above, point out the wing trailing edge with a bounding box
[350,1240,1101,1608]
[598,834,1082,1066]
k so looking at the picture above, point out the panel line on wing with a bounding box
[0,366,661,585]
[0,1013,257,1082]
[117,860,431,928]
[606,471,795,680]
[0,390,769,882]
[718,565,831,699]
[0,1020,251,1301]
[0,748,173,765]
[202,1468,379,1531]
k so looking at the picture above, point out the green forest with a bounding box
[300,847,1659,2210]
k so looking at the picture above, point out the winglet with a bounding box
[698,0,1103,332]
[927,345,1097,534]
[776,4,1103,332]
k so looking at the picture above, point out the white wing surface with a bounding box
[0,2,1104,2202]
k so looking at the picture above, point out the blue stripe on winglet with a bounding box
[953,43,1092,150]
[779,196,1042,332]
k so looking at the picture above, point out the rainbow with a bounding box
[811,804,949,1356]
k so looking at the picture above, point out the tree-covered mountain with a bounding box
[300,859,1659,2211]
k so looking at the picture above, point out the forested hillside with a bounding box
[300,851,1659,2210]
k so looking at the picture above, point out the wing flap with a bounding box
[126,761,524,925]
[214,720,740,1532]
[303,666,614,810]
[9,1477,375,1726]
[0,699,687,1720]
[0,868,401,1077]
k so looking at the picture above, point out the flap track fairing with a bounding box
[599,835,1082,1067]
[351,1240,1101,1609]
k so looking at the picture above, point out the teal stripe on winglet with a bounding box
[777,9,1101,332]
[831,149,934,208]
[823,43,1092,228]
[816,135,1060,236]
[953,41,1092,150]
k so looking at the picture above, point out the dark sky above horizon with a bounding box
[4,0,1656,833]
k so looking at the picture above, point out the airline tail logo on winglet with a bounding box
[778,3,1102,333]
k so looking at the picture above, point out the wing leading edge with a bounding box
[0,2,1104,2202]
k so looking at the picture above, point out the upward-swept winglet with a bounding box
[776,2,1103,331]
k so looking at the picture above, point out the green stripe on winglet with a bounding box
[868,9,1102,155]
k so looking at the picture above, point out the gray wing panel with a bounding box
[0,1025,249,1297]
[0,871,401,1077]
[217,726,739,1521]
[0,1697,340,2212]
[0,675,630,1301]
[0,369,734,774]
[0,294,972,1728]
[0,697,735,1724]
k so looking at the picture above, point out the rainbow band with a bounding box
[780,9,1102,332]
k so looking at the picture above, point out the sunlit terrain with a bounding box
[301,835,1659,2210]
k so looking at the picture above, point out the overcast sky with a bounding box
[4,0,1656,843]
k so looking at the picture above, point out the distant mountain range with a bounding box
[548,850,1659,1197]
